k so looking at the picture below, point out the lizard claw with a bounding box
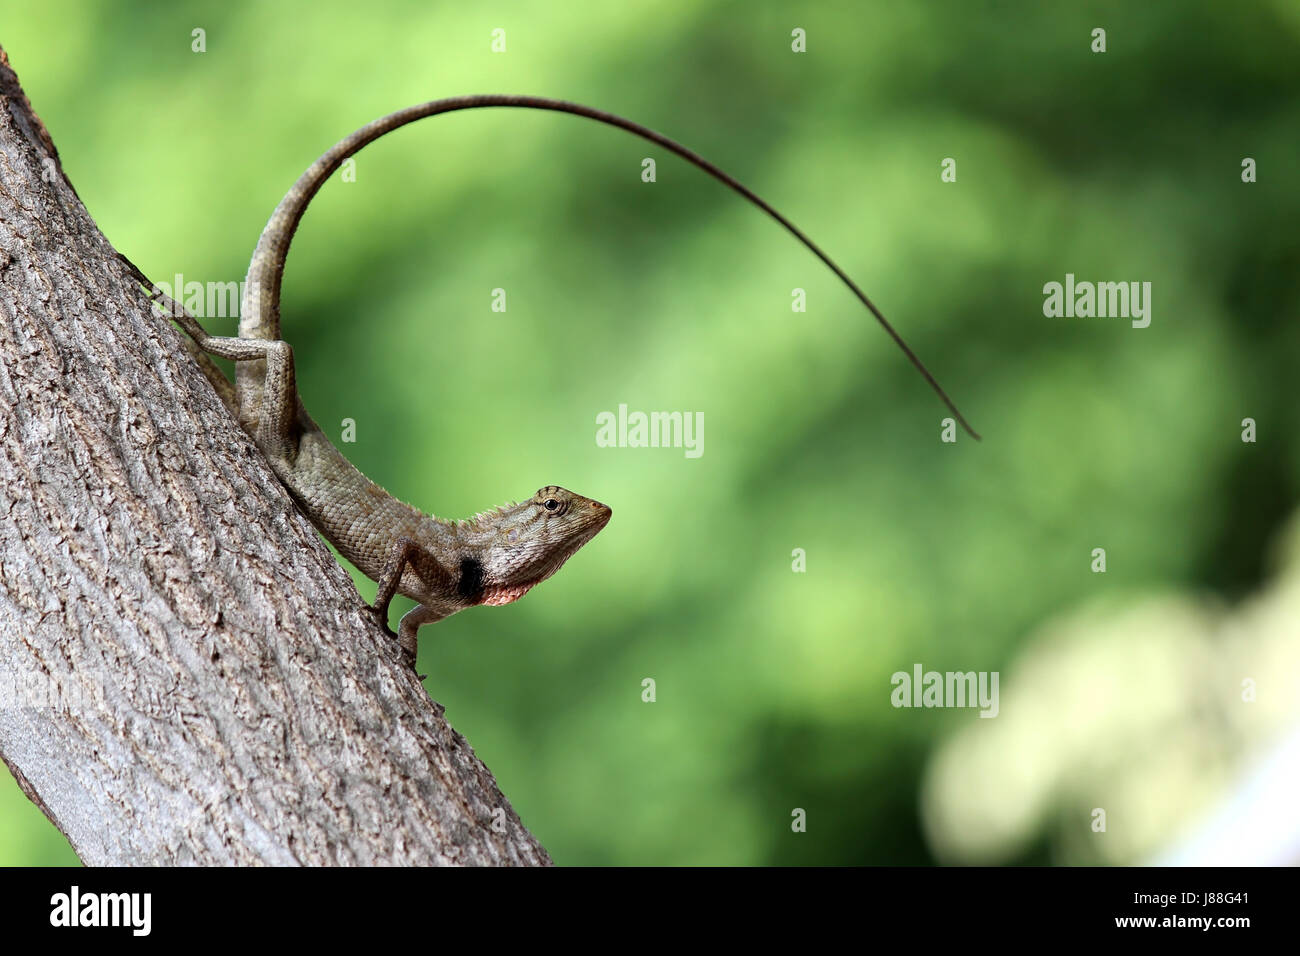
[366,602,397,637]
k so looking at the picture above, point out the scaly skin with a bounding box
[168,94,977,670]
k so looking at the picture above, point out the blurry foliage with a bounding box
[924,512,1300,865]
[1,0,1297,865]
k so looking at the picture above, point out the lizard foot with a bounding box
[365,602,397,638]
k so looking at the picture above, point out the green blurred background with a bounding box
[2,0,1298,866]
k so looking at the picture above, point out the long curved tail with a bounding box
[239,94,979,439]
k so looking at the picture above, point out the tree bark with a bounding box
[0,44,551,866]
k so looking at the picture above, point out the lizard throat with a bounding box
[478,582,538,607]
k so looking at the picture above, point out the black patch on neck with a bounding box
[457,556,484,601]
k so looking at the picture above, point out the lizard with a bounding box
[134,94,979,674]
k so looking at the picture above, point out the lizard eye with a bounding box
[543,498,560,512]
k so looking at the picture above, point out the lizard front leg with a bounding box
[396,606,449,672]
[373,536,454,671]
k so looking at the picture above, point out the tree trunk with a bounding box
[0,44,550,866]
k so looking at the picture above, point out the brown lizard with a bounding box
[145,95,977,673]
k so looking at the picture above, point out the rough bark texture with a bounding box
[0,45,551,866]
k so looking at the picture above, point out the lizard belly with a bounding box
[287,429,436,582]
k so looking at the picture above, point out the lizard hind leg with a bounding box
[172,310,301,463]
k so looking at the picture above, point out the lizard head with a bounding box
[478,486,612,603]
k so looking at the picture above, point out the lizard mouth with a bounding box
[587,501,613,535]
